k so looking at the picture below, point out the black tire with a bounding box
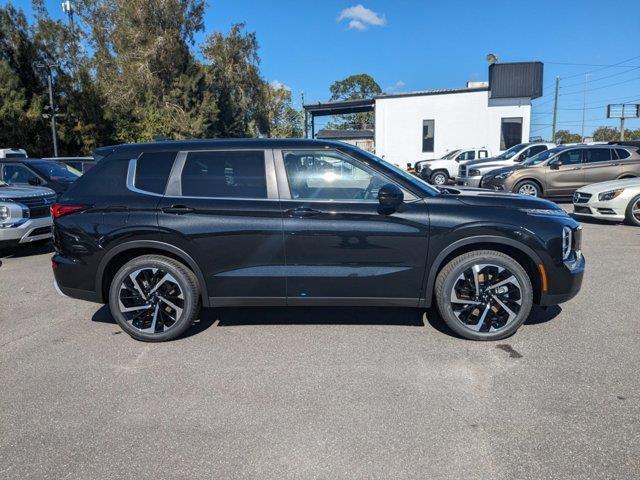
[434,250,533,341]
[109,255,200,342]
[624,194,640,227]
[430,170,449,186]
[514,180,541,197]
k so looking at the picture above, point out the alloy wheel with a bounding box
[118,267,184,334]
[518,184,538,196]
[449,263,522,333]
[633,199,640,222]
[433,173,447,185]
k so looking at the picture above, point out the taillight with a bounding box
[51,203,90,219]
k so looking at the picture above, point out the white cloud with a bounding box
[386,80,406,92]
[338,4,387,31]
[270,80,291,91]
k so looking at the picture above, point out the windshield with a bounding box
[523,147,565,166]
[357,150,440,196]
[441,150,461,160]
[30,161,81,182]
[495,144,527,160]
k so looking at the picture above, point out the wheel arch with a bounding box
[420,236,544,308]
[96,240,210,307]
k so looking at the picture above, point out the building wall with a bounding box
[374,90,531,167]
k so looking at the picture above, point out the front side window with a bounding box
[457,150,476,161]
[557,149,582,165]
[283,150,388,201]
[0,164,37,184]
[422,120,435,152]
[180,150,267,198]
[584,148,613,164]
[135,151,177,194]
[500,117,523,150]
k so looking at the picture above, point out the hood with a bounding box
[446,187,562,211]
[482,164,528,178]
[463,157,501,167]
[0,184,56,200]
[577,177,640,194]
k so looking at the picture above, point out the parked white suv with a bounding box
[456,142,556,187]
[0,148,27,159]
[415,148,491,185]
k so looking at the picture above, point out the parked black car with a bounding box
[52,139,584,341]
[0,158,81,195]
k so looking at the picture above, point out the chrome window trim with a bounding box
[273,148,417,202]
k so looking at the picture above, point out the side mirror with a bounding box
[549,159,562,170]
[378,183,404,209]
[28,176,41,186]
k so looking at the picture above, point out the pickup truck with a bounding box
[0,180,56,249]
[415,148,491,185]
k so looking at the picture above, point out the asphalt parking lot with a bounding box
[1,203,639,480]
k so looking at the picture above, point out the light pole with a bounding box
[36,63,60,157]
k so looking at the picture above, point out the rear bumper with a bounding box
[0,216,52,244]
[52,253,103,303]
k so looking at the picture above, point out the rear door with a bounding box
[157,149,286,305]
[582,147,621,184]
[275,148,430,305]
[544,148,584,195]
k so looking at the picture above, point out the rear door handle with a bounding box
[162,205,194,214]
[285,207,322,218]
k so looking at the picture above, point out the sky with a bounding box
[6,0,640,138]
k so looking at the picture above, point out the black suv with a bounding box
[52,139,584,341]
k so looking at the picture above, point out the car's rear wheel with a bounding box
[514,180,541,197]
[625,195,640,227]
[430,170,449,185]
[434,250,533,340]
[109,255,200,342]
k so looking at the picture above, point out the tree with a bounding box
[264,83,303,138]
[328,73,381,129]
[554,130,582,144]
[592,126,620,142]
[202,23,269,137]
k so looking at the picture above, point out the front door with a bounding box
[276,148,430,306]
[157,149,286,305]
[545,148,584,196]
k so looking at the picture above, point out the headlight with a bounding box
[469,169,481,176]
[0,205,9,221]
[494,171,514,180]
[520,208,568,217]
[562,226,572,260]
[598,189,624,201]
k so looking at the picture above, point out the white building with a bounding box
[374,84,532,167]
[304,62,543,168]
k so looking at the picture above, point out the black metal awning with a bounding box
[302,99,375,138]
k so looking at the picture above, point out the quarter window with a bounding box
[180,151,267,198]
[500,117,523,150]
[282,150,388,201]
[422,120,435,152]
[615,148,631,160]
[135,152,177,194]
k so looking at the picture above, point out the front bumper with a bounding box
[539,244,585,306]
[0,215,52,245]
[572,201,625,222]
[479,176,507,191]
[455,176,482,188]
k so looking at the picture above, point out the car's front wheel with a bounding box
[434,250,533,340]
[430,170,449,185]
[109,255,200,342]
[514,180,541,197]
[625,194,640,227]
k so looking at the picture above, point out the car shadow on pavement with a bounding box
[0,241,53,259]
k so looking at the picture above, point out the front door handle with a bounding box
[162,205,195,214]
[285,207,322,218]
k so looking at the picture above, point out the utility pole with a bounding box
[36,63,60,157]
[620,116,625,141]
[61,1,77,82]
[302,91,308,139]
[581,74,590,141]
[551,76,560,143]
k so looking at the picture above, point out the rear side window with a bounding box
[616,148,631,159]
[180,150,266,198]
[479,150,488,158]
[584,148,613,163]
[135,152,176,194]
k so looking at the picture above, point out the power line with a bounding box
[560,75,640,96]
[556,54,640,80]
[560,66,640,89]
[557,96,640,111]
